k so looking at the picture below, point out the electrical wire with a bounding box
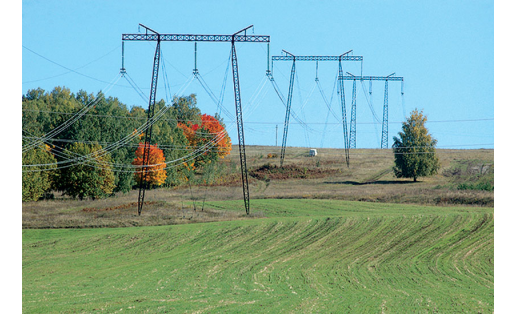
[22,72,123,152]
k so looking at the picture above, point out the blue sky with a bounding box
[21,0,494,149]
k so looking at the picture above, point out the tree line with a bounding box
[22,86,231,201]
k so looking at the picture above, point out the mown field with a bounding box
[23,199,493,313]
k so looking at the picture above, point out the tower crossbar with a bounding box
[272,55,363,62]
[122,34,269,43]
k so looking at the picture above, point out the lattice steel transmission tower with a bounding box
[343,72,404,149]
[267,50,363,167]
[122,24,269,215]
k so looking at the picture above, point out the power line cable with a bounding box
[22,72,122,152]
[23,45,121,84]
[23,45,125,86]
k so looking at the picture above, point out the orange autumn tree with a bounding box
[200,114,232,158]
[177,114,231,166]
[177,121,200,147]
[132,143,167,186]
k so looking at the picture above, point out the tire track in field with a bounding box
[234,213,493,312]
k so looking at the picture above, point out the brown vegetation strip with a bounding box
[249,164,339,181]
[82,201,158,212]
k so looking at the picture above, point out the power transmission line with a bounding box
[22,108,494,126]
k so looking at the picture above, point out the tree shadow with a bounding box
[324,180,419,186]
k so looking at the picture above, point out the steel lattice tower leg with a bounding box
[137,39,161,216]
[349,79,357,149]
[279,58,296,167]
[338,60,350,167]
[381,80,389,149]
[230,40,250,215]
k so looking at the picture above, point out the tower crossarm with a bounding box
[122,33,270,43]
[272,55,363,62]
[342,75,403,81]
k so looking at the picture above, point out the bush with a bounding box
[457,182,494,192]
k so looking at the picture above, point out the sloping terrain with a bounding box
[23,199,493,313]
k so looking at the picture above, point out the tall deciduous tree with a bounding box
[22,145,57,201]
[55,143,116,199]
[392,109,439,182]
[132,143,167,187]
[177,113,232,167]
[200,114,232,159]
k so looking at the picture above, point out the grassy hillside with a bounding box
[23,199,493,313]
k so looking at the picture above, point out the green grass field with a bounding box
[23,199,493,313]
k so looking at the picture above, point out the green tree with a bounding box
[392,109,439,182]
[171,94,201,124]
[69,91,136,192]
[54,143,115,200]
[22,145,57,201]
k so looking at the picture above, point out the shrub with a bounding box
[457,182,494,192]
